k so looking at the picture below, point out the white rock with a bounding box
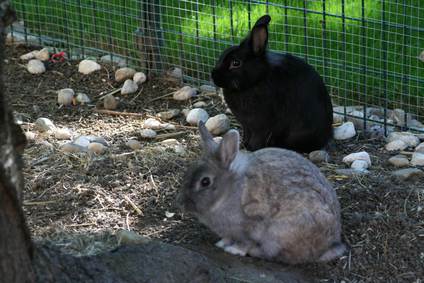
[351,160,369,171]
[205,114,230,135]
[388,155,409,167]
[100,55,127,67]
[60,143,86,153]
[53,128,72,140]
[88,142,106,155]
[173,86,197,101]
[78,59,101,75]
[143,118,162,130]
[200,84,216,93]
[343,151,371,167]
[157,109,180,120]
[35,48,50,61]
[35,117,56,132]
[20,51,37,60]
[333,114,344,124]
[24,131,37,141]
[392,168,424,180]
[76,93,91,104]
[168,67,182,79]
[121,79,138,95]
[386,132,420,148]
[334,122,356,140]
[133,72,147,85]
[411,152,424,166]
[186,108,209,125]
[140,129,157,139]
[126,140,142,150]
[27,59,46,74]
[309,150,330,164]
[104,94,119,110]
[115,67,136,82]
[57,88,75,106]
[415,142,424,153]
[385,140,408,151]
[193,101,207,108]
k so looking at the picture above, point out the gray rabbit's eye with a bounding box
[200,177,211,187]
[229,59,241,69]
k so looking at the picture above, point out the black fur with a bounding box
[211,15,333,153]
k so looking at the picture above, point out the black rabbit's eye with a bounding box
[200,177,211,187]
[230,59,241,69]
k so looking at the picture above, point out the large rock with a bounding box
[385,140,408,151]
[78,59,101,75]
[333,122,356,140]
[411,152,424,166]
[57,88,75,106]
[415,142,424,153]
[35,117,56,132]
[115,67,136,83]
[133,72,147,85]
[121,79,138,95]
[205,114,230,135]
[388,155,409,167]
[27,59,46,74]
[186,108,209,125]
[308,150,330,164]
[343,151,371,168]
[392,168,424,181]
[386,132,420,148]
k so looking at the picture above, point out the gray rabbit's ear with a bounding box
[198,121,218,154]
[218,129,240,168]
[250,15,270,55]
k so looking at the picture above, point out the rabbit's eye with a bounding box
[230,59,241,69]
[200,177,211,187]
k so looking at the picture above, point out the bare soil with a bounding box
[4,45,424,282]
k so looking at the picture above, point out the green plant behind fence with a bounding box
[10,0,424,123]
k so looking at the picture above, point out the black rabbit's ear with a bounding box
[218,129,240,168]
[250,15,271,55]
[198,121,218,154]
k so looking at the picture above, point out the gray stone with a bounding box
[78,59,101,75]
[27,59,46,74]
[57,88,75,106]
[121,79,138,95]
[35,117,56,132]
[385,140,408,151]
[104,94,119,110]
[126,140,142,150]
[386,132,420,147]
[335,168,369,176]
[392,168,424,181]
[76,93,91,104]
[411,152,424,166]
[351,160,369,171]
[343,151,371,167]
[140,129,157,139]
[388,155,409,167]
[205,114,230,135]
[334,122,356,140]
[186,108,209,125]
[133,72,147,85]
[308,150,330,164]
[157,109,180,120]
[143,118,162,130]
[168,67,182,79]
[415,142,424,153]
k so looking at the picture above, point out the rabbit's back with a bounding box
[240,148,342,263]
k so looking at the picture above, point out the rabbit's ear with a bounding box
[199,121,218,154]
[218,129,240,168]
[249,15,271,55]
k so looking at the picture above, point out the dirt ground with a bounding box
[4,45,424,282]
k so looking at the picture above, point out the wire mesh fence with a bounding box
[8,0,424,133]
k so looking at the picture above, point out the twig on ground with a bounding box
[147,92,175,103]
[124,195,144,216]
[93,109,144,117]
[155,131,188,140]
[98,88,122,99]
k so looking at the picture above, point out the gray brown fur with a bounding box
[179,122,346,264]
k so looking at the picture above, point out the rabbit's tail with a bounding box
[318,242,347,262]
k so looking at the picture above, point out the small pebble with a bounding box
[157,109,180,120]
[308,150,330,164]
[133,72,147,85]
[88,142,106,155]
[76,93,91,104]
[392,168,424,181]
[103,94,119,110]
[27,59,46,74]
[78,59,101,75]
[115,67,136,83]
[173,86,197,101]
[193,101,207,108]
[205,114,230,135]
[186,108,209,125]
[126,139,142,150]
[385,140,408,151]
[411,152,424,166]
[53,128,73,140]
[334,122,356,140]
[121,79,138,95]
[388,155,409,167]
[35,117,56,132]
[140,129,157,139]
[57,88,75,106]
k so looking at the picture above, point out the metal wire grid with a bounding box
[9,0,424,132]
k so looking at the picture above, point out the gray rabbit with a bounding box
[179,122,346,264]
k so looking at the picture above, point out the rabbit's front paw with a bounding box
[224,243,248,256]
[215,238,232,249]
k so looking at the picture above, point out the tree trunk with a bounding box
[0,3,311,283]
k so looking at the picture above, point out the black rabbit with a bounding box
[211,15,333,153]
